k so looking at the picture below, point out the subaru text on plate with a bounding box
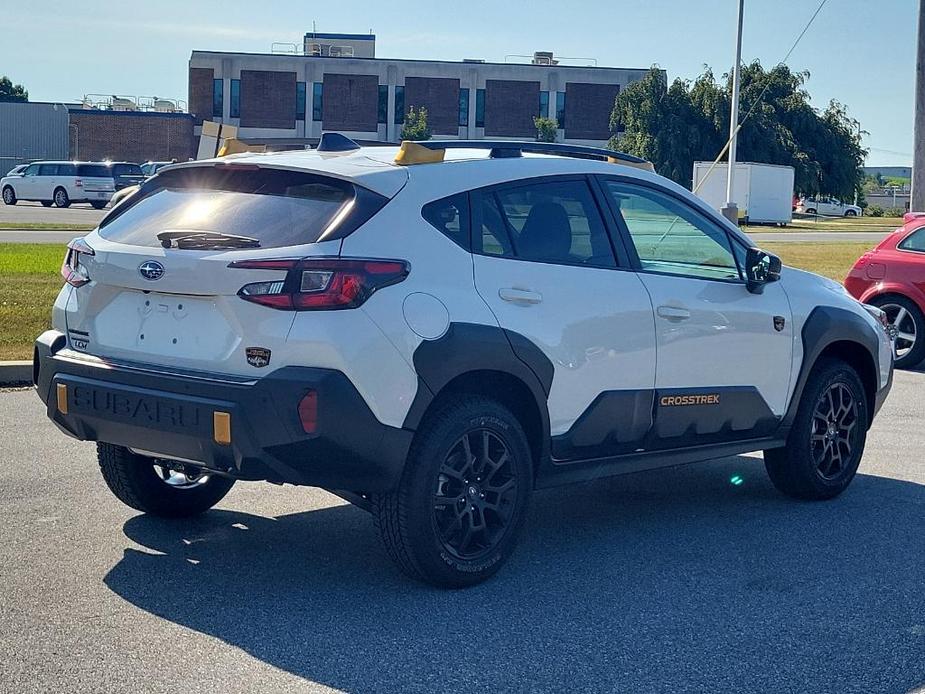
[34,135,894,587]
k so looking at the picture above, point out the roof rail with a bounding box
[395,140,654,170]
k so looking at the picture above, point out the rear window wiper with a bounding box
[157,231,261,250]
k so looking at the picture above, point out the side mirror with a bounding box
[745,247,782,294]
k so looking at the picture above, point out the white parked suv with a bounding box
[797,196,862,217]
[2,161,115,209]
[34,136,894,587]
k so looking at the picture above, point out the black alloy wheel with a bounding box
[434,428,518,561]
[810,382,860,480]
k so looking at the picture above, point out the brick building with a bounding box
[189,33,657,147]
[68,110,195,162]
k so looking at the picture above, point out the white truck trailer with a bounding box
[692,161,795,225]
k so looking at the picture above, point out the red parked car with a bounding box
[846,218,925,368]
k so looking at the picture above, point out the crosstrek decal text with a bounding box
[660,394,720,406]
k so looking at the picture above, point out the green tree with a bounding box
[609,62,866,199]
[0,76,28,102]
[400,106,431,141]
[534,116,558,142]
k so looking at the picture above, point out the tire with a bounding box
[805,208,817,216]
[2,186,15,205]
[41,201,53,207]
[90,201,107,210]
[54,187,70,208]
[374,395,533,588]
[764,358,868,500]
[97,443,235,517]
[870,295,925,369]
[845,209,857,217]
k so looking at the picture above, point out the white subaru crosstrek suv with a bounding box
[35,135,893,587]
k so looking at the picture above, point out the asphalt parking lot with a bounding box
[0,200,107,225]
[2,372,924,694]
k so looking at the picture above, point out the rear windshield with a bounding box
[77,164,113,178]
[98,166,377,249]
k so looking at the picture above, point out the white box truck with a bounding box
[692,161,794,225]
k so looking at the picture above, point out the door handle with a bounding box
[656,305,691,321]
[499,288,543,304]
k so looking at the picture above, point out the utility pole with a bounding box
[721,0,746,225]
[913,0,925,211]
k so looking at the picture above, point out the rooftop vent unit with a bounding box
[532,51,558,66]
[328,44,355,57]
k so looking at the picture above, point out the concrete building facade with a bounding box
[189,34,655,147]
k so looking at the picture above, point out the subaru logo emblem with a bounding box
[138,260,165,281]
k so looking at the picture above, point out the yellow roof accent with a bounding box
[394,141,446,166]
[217,138,267,157]
[607,156,655,172]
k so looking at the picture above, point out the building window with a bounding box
[458,88,469,127]
[556,92,566,129]
[296,82,306,121]
[475,88,485,128]
[212,79,223,118]
[312,82,323,121]
[230,79,240,118]
[394,85,405,124]
[539,90,549,118]
[378,85,389,124]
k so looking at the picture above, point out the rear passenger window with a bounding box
[422,193,470,249]
[899,227,925,253]
[474,179,616,267]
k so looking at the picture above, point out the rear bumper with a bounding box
[33,330,412,492]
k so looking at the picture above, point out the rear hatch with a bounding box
[65,164,389,375]
[77,163,116,194]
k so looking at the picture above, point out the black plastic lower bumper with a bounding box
[34,330,413,492]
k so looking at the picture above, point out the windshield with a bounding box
[97,167,358,249]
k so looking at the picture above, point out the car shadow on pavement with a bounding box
[104,456,925,693]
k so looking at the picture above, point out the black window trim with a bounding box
[466,173,629,271]
[594,174,748,285]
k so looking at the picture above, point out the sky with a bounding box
[4,0,919,166]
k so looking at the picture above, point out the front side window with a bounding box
[602,180,740,281]
[212,79,223,118]
[38,164,57,176]
[422,193,469,249]
[899,227,925,253]
[474,179,615,267]
[23,164,39,176]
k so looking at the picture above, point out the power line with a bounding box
[695,0,832,193]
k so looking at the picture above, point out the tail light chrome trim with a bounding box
[229,257,410,311]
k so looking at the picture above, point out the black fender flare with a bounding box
[401,322,552,455]
[782,306,882,430]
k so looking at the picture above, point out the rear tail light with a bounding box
[61,237,95,287]
[229,258,409,310]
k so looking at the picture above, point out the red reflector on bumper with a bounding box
[298,391,318,433]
